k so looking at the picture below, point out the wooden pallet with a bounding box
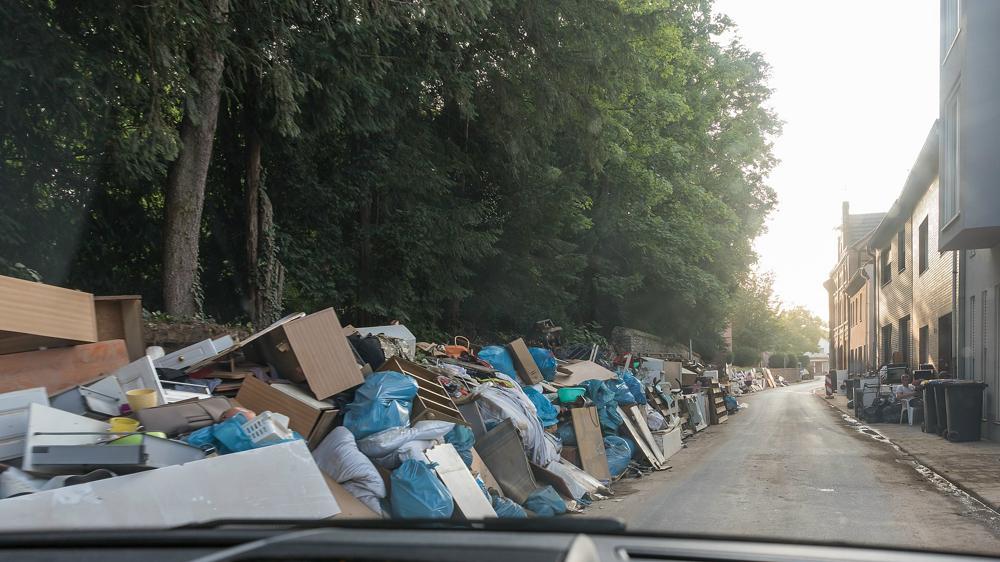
[706,382,727,425]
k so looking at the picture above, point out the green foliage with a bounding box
[1,0,781,344]
[732,272,826,365]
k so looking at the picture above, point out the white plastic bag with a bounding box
[357,420,455,459]
[312,426,386,514]
[476,384,559,467]
[645,405,667,431]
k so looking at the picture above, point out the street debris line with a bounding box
[0,274,768,525]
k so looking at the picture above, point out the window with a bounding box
[880,247,891,285]
[897,227,905,272]
[899,316,910,366]
[918,217,929,273]
[942,88,959,222]
[881,324,892,367]
[919,325,929,364]
[942,0,960,57]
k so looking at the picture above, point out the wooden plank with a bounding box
[570,406,610,481]
[554,360,615,386]
[0,276,97,355]
[0,340,129,395]
[476,420,538,504]
[506,338,543,385]
[235,376,325,437]
[617,406,664,470]
[627,404,666,465]
[424,443,496,519]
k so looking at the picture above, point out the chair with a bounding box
[899,398,910,424]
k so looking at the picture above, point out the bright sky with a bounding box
[713,0,939,321]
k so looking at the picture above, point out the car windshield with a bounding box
[2,0,999,557]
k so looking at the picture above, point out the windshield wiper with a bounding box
[177,517,627,534]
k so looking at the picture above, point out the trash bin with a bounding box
[933,382,951,437]
[922,383,938,434]
[944,382,988,442]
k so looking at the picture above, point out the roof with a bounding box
[846,213,886,246]
[870,121,940,249]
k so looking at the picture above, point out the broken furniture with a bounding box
[0,275,97,355]
[506,338,543,385]
[424,443,497,519]
[243,308,364,400]
[377,357,467,426]
[235,375,338,448]
[92,295,144,361]
[0,387,48,461]
[475,420,539,504]
[28,433,207,473]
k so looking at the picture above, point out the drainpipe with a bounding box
[955,249,963,379]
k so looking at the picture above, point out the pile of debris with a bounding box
[0,275,749,528]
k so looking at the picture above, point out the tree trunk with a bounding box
[162,0,229,317]
[244,119,262,325]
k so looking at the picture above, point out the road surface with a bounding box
[589,379,1000,555]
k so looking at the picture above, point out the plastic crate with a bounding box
[241,411,294,445]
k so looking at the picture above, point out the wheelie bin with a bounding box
[933,381,951,436]
[922,382,939,434]
[944,382,988,442]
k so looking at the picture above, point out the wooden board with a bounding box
[0,340,129,395]
[570,406,610,481]
[235,376,329,437]
[425,443,497,519]
[93,295,144,361]
[627,405,666,465]
[616,405,665,470]
[506,338,543,385]
[378,357,466,426]
[0,275,97,355]
[476,420,538,504]
[554,360,616,386]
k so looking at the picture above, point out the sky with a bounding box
[712,0,940,321]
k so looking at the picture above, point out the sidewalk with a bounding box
[824,392,1000,512]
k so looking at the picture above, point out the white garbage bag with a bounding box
[312,426,386,514]
[645,405,667,431]
[357,420,455,469]
[476,383,559,467]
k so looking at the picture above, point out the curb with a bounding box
[814,389,1000,514]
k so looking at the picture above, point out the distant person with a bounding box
[894,374,918,401]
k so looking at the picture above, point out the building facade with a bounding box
[825,203,884,373]
[872,125,952,372]
[938,0,1000,437]
[845,262,876,373]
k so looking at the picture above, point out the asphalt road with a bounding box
[588,379,1000,555]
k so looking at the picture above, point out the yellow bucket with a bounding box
[125,389,158,411]
[108,417,140,433]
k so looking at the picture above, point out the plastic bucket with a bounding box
[126,388,158,411]
[109,431,167,446]
[108,417,140,433]
[944,382,988,442]
[557,387,587,403]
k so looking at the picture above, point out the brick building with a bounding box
[871,123,955,371]
[824,204,884,372]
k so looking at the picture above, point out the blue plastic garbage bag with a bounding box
[608,376,637,406]
[522,386,559,427]
[604,435,632,477]
[556,423,577,445]
[492,491,528,518]
[620,435,639,459]
[445,424,475,467]
[390,460,454,519]
[344,371,419,439]
[621,371,647,405]
[529,347,557,381]
[583,379,623,435]
[724,395,738,412]
[186,413,301,454]
[478,346,517,378]
[523,486,567,517]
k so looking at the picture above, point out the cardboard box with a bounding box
[506,338,543,385]
[0,340,130,395]
[0,275,97,355]
[93,295,144,361]
[243,308,363,400]
[0,440,340,529]
[570,406,610,480]
[235,375,338,447]
[554,360,616,386]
